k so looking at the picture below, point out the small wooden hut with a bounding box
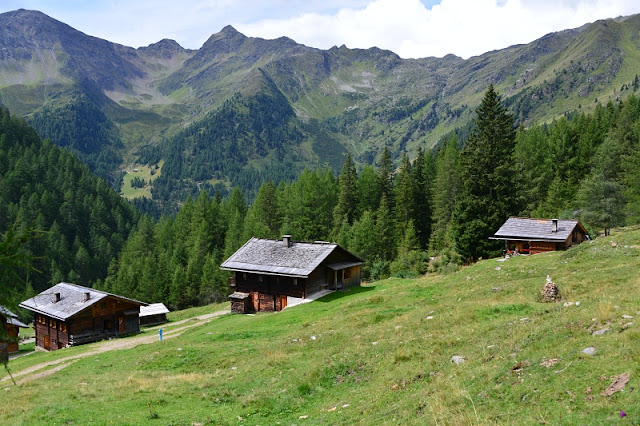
[20,283,146,351]
[0,305,28,357]
[221,236,363,314]
[139,303,169,326]
[491,218,588,255]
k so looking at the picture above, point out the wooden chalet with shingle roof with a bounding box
[221,236,363,314]
[491,217,589,255]
[20,283,146,351]
[1,305,28,358]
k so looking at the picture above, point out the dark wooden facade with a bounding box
[32,296,141,351]
[1,314,20,354]
[229,246,362,314]
[0,307,26,355]
[21,284,145,352]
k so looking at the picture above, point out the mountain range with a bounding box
[1,9,639,207]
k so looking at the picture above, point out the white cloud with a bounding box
[235,0,640,58]
[4,0,640,57]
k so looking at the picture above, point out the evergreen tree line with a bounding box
[0,107,139,299]
[5,85,640,313]
[103,86,640,310]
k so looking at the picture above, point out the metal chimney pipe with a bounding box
[551,219,558,233]
[53,293,61,303]
[84,292,90,301]
[282,235,291,248]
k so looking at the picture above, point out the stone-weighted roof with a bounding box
[220,238,362,277]
[492,217,584,242]
[20,282,145,321]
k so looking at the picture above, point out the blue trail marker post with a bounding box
[158,328,163,342]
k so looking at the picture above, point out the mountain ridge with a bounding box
[1,9,640,207]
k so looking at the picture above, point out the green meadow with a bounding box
[2,227,640,424]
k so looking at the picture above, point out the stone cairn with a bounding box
[541,275,561,302]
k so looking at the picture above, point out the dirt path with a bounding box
[1,309,229,385]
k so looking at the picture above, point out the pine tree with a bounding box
[412,147,434,249]
[394,152,415,238]
[430,135,460,252]
[378,147,394,205]
[333,154,358,236]
[452,85,517,261]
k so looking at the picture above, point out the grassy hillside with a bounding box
[3,227,640,424]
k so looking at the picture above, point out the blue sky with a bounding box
[2,1,640,58]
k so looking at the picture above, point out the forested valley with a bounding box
[3,85,640,313]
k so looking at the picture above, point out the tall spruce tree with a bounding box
[333,154,358,236]
[430,135,460,252]
[413,147,434,249]
[452,85,517,261]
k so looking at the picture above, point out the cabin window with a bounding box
[344,269,352,279]
[50,319,56,328]
[259,275,263,282]
[242,273,247,280]
[293,278,298,286]
[101,302,107,309]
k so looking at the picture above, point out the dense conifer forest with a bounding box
[0,107,138,304]
[3,86,640,312]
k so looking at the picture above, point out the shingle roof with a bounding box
[0,305,19,319]
[492,217,583,241]
[7,317,28,328]
[220,238,362,277]
[139,303,169,317]
[19,282,145,321]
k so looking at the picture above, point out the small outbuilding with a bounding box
[221,236,363,314]
[1,305,28,357]
[491,217,588,255]
[20,282,146,351]
[139,303,169,326]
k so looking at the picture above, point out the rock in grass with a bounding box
[541,280,561,302]
[451,355,466,365]
[582,347,597,356]
[592,328,609,336]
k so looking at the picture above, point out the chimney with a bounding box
[84,292,90,301]
[53,293,61,303]
[282,235,292,248]
[551,219,558,233]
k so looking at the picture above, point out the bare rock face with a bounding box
[541,275,561,302]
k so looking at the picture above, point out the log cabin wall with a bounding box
[236,272,306,312]
[1,314,22,353]
[33,297,140,351]
[306,267,327,295]
[530,241,558,255]
[34,314,69,351]
[7,324,19,353]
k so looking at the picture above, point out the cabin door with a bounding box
[118,316,126,333]
[251,292,259,312]
[43,334,50,351]
[280,295,287,310]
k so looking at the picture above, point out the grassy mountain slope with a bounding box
[3,9,640,205]
[3,227,639,423]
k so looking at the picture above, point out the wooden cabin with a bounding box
[221,236,363,314]
[20,283,146,351]
[491,218,589,255]
[0,305,28,357]
[139,303,169,326]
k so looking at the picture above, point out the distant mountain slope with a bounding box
[1,9,640,208]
